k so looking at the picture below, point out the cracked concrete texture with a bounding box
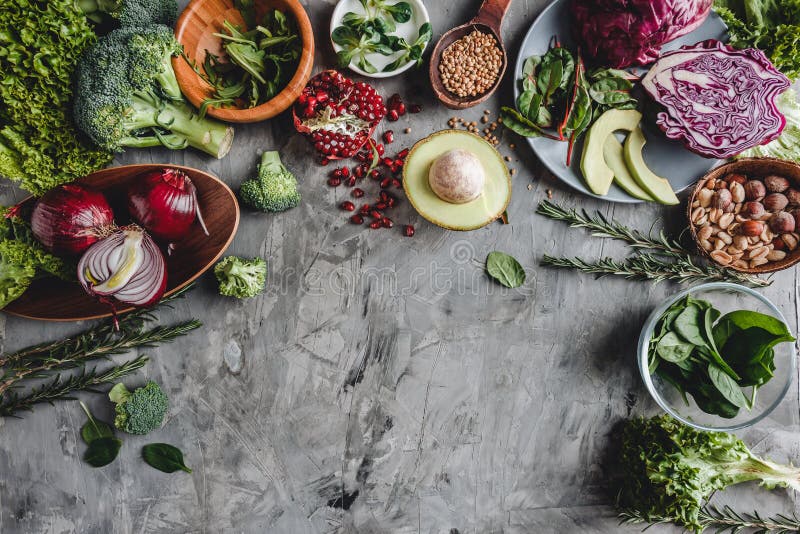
[1,1,800,533]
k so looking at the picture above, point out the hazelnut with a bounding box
[741,220,765,237]
[712,189,732,210]
[764,192,789,212]
[744,180,766,201]
[770,212,796,233]
[764,175,791,193]
[724,173,747,185]
[741,201,766,219]
[787,188,800,205]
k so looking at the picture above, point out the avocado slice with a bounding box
[403,130,511,231]
[580,109,642,196]
[603,136,654,201]
[623,127,679,205]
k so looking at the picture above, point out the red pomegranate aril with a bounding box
[370,169,382,179]
[320,157,330,166]
[397,148,409,158]
[360,203,371,214]
[380,178,391,189]
[379,191,389,200]
[388,110,399,121]
[391,178,402,188]
[394,158,405,167]
[376,201,387,210]
[387,198,396,208]
[383,131,394,144]
[346,176,357,187]
[350,214,364,224]
[328,177,341,187]
[410,104,422,113]
[370,210,382,219]
[395,103,406,115]
[341,201,355,211]
[382,157,394,167]
[369,220,382,229]
[381,217,393,228]
[389,93,402,106]
[376,143,385,156]
[352,188,365,198]
[341,167,350,177]
[403,224,415,237]
[354,166,365,178]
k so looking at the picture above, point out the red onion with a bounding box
[77,225,166,310]
[127,168,208,243]
[31,183,115,256]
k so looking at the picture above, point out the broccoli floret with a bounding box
[108,381,168,435]
[73,25,234,159]
[76,0,178,28]
[616,415,800,531]
[239,151,301,212]
[214,256,267,298]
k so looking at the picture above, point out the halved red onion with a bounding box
[77,225,166,310]
[31,183,115,256]
[127,168,208,243]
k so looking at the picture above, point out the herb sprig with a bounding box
[536,200,771,287]
[619,504,800,533]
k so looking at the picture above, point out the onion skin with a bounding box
[127,168,207,243]
[31,183,114,256]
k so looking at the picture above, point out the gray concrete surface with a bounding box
[1,1,799,532]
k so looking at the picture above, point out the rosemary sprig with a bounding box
[0,355,149,417]
[619,504,800,533]
[0,320,202,395]
[536,200,771,288]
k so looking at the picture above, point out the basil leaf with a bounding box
[486,252,526,288]
[79,401,114,445]
[708,364,749,409]
[142,443,192,474]
[656,332,694,363]
[84,437,122,468]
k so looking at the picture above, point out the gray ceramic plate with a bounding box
[514,0,728,203]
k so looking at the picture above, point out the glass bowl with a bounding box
[638,282,796,431]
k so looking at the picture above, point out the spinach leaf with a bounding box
[84,437,122,468]
[486,252,526,288]
[708,364,748,409]
[692,384,740,419]
[674,304,707,346]
[142,443,193,474]
[656,332,694,363]
[79,402,114,444]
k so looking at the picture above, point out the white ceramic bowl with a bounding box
[329,0,431,78]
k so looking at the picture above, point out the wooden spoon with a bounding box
[428,0,513,110]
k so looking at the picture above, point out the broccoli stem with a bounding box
[128,93,234,158]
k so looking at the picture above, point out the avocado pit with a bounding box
[428,149,485,204]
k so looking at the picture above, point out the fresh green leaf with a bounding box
[332,26,360,47]
[500,107,549,137]
[79,401,114,445]
[385,1,412,22]
[708,364,749,409]
[674,304,707,346]
[84,437,122,468]
[357,54,378,73]
[656,332,694,363]
[486,252,526,288]
[142,443,192,473]
[588,76,635,106]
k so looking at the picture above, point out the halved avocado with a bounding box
[603,136,653,201]
[580,109,642,196]
[403,130,511,231]
[623,127,679,205]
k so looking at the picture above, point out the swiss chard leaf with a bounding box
[500,107,549,137]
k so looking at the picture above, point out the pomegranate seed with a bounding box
[369,220,382,229]
[376,143,385,156]
[332,168,343,178]
[360,203,371,214]
[410,104,422,113]
[341,167,350,177]
[388,110,399,121]
[352,188,365,198]
[389,93,402,106]
[383,131,394,144]
[397,148,409,158]
[380,178,391,189]
[387,197,396,207]
[395,103,406,115]
[394,159,404,168]
[350,214,364,224]
[403,224,415,237]
[391,178,402,188]
[381,217,393,228]
[341,201,355,211]
[328,177,341,187]
[379,191,389,201]
[382,157,394,167]
[370,169,382,179]
[320,157,330,166]
[376,201,387,210]
[346,176,356,187]
[354,166,365,178]
[370,210,382,220]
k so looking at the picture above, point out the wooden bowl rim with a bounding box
[173,0,315,123]
[687,157,800,274]
[3,164,240,322]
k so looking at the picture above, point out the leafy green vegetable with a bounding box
[214,256,267,299]
[486,252,526,288]
[714,0,800,79]
[648,295,794,418]
[84,437,123,467]
[109,381,168,435]
[739,89,800,161]
[239,151,300,213]
[79,401,115,444]
[142,443,192,473]
[616,415,800,532]
[77,0,178,27]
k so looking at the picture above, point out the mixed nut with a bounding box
[691,172,799,270]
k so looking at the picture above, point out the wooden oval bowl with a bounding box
[688,157,800,274]
[173,0,314,123]
[4,164,239,321]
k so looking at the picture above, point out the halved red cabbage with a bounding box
[642,40,790,159]
[571,0,713,68]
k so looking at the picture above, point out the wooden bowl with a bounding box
[3,164,239,321]
[688,157,800,274]
[173,0,314,123]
